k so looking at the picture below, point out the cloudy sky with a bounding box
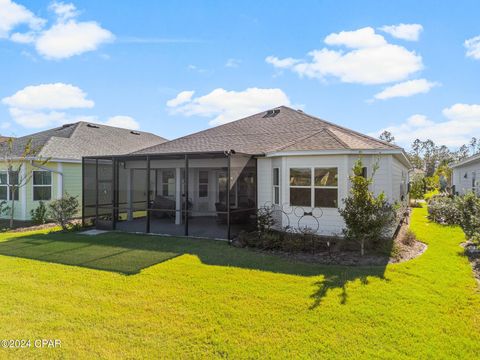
[0,0,479,149]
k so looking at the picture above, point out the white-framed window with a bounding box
[473,172,477,192]
[273,168,280,205]
[289,167,338,208]
[0,171,19,201]
[160,169,175,198]
[32,171,52,201]
[199,170,209,198]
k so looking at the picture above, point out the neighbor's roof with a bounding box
[2,122,167,160]
[451,152,480,168]
[133,106,401,156]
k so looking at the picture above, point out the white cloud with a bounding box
[2,83,94,110]
[8,108,67,128]
[373,103,480,147]
[9,31,36,43]
[49,1,78,21]
[325,27,386,48]
[0,0,45,38]
[265,56,299,69]
[104,115,139,130]
[225,58,241,68]
[464,35,480,60]
[1,1,113,59]
[373,79,439,100]
[1,83,138,130]
[379,24,423,41]
[266,27,423,85]
[35,4,114,60]
[167,87,291,125]
[166,90,195,107]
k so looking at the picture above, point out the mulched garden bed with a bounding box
[247,215,427,266]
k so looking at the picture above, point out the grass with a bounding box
[0,207,478,359]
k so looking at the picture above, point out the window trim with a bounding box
[289,167,338,209]
[0,170,19,201]
[273,167,280,205]
[198,170,209,198]
[32,170,52,201]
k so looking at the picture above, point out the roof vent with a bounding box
[57,123,73,130]
[263,109,280,118]
[130,131,140,135]
[297,109,303,113]
[87,124,99,129]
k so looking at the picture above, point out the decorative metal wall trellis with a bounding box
[261,201,324,233]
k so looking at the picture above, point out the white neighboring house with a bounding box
[84,106,411,238]
[452,153,480,196]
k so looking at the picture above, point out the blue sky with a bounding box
[0,0,479,149]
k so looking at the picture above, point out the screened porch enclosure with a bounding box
[82,152,257,240]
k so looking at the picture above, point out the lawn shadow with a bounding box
[0,231,390,305]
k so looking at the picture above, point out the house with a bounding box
[452,153,480,195]
[0,122,166,221]
[82,106,410,240]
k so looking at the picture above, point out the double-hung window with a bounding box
[273,168,280,205]
[0,171,18,200]
[289,167,338,208]
[0,171,19,201]
[33,171,52,201]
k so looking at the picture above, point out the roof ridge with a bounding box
[323,127,351,149]
[136,106,286,153]
[267,128,329,153]
[289,107,401,150]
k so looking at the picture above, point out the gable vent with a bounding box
[263,109,280,118]
[87,124,100,128]
[130,131,140,135]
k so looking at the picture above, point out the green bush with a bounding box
[409,174,426,201]
[454,192,480,244]
[427,195,460,225]
[30,201,49,225]
[339,159,398,256]
[48,193,79,230]
[401,229,417,246]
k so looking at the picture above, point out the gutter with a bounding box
[30,160,64,198]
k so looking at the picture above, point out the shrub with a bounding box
[256,205,277,236]
[339,159,398,256]
[401,229,417,247]
[48,193,79,230]
[427,195,460,225]
[30,201,49,225]
[409,174,426,202]
[455,192,480,244]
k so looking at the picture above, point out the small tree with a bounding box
[339,159,397,256]
[0,138,48,228]
[48,193,79,230]
[409,174,426,204]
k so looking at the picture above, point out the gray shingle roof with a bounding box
[3,122,167,160]
[133,106,401,155]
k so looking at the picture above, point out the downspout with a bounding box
[30,160,64,198]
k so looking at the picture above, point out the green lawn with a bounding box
[0,207,478,359]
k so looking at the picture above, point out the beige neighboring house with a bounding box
[452,153,480,195]
[0,122,166,221]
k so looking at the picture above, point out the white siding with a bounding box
[452,159,480,195]
[257,153,408,236]
[391,156,409,202]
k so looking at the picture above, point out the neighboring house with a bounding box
[0,122,166,221]
[452,153,480,195]
[83,106,410,239]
